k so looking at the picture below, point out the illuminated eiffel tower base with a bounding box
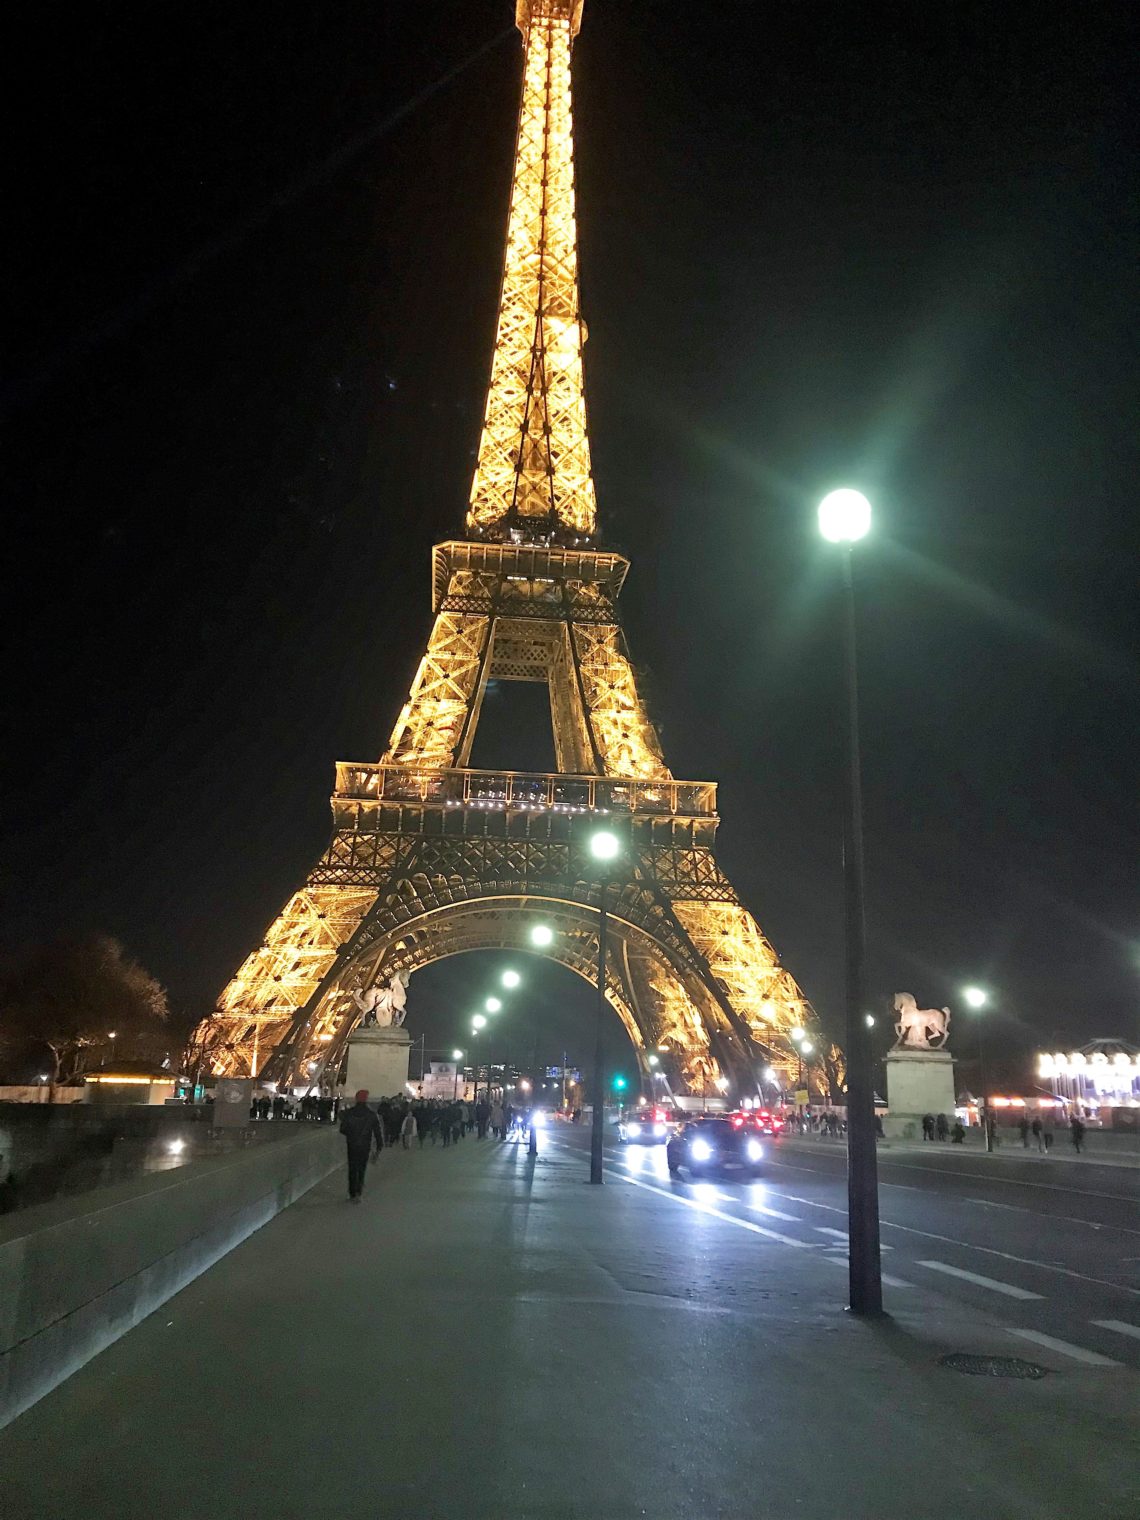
[194,0,815,1096]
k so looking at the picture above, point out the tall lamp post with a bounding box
[589,828,621,1184]
[471,1014,487,1104]
[819,487,882,1316]
[963,987,991,1150]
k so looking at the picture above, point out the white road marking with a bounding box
[916,1261,1044,1299]
[612,1169,817,1248]
[770,1189,1140,1299]
[819,1256,911,1288]
[814,1226,849,1239]
[961,1198,1129,1235]
[772,1153,1134,1205]
[816,1234,894,1252]
[1092,1319,1140,1342]
[750,1203,801,1221]
[1009,1329,1121,1367]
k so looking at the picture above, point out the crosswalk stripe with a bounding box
[749,1202,801,1221]
[916,1260,1044,1299]
[612,1169,817,1247]
[813,1226,892,1249]
[1009,1329,1121,1367]
[1092,1319,1140,1342]
[820,1256,911,1288]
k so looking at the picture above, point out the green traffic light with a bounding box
[612,1074,627,1090]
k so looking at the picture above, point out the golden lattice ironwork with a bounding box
[467,0,596,541]
[192,0,820,1094]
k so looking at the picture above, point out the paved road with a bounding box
[569,1126,1140,1371]
[1,1123,1135,1520]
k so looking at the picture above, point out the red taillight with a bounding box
[732,1115,744,1128]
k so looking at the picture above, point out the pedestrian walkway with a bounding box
[0,1130,1133,1519]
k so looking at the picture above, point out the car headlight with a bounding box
[653,1123,667,1137]
[690,1137,713,1161]
[746,1138,763,1162]
[627,1121,641,1135]
[532,1110,546,1127]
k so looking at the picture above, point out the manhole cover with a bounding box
[939,1352,1046,1379]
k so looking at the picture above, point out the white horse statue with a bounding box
[892,992,950,1050]
[352,971,409,1028]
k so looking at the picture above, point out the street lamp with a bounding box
[589,827,621,1184]
[485,997,502,1014]
[819,485,881,1316]
[501,969,521,990]
[963,987,991,1151]
[530,924,554,948]
[471,1015,487,1106]
[451,1049,465,1099]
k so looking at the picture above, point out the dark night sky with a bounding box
[4,0,1138,1076]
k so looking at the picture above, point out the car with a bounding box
[666,1116,766,1177]
[727,1107,785,1138]
[618,1105,680,1144]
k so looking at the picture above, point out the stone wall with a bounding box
[0,1126,339,1429]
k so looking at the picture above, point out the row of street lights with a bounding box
[443,486,982,1320]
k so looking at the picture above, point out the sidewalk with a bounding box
[784,1131,1140,1170]
[0,1132,1134,1519]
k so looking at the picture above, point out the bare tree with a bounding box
[0,936,168,1082]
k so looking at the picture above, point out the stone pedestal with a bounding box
[345,1026,412,1101]
[884,1049,956,1139]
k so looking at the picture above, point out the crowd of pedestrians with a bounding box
[337,1088,534,1202]
[249,1092,338,1122]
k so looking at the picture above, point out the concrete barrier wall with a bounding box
[0,1126,339,1430]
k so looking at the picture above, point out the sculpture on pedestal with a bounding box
[352,972,410,1029]
[892,992,950,1050]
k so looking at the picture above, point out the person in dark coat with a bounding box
[339,1090,383,1202]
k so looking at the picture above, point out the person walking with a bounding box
[400,1108,417,1151]
[1031,1115,1043,1152]
[921,1113,935,1141]
[339,1090,383,1203]
[1019,1114,1030,1147]
[1070,1114,1086,1154]
[935,1113,949,1142]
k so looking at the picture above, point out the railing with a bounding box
[334,763,717,818]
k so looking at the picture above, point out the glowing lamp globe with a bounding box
[818,488,872,544]
[963,987,987,1010]
[530,924,554,948]
[472,1014,487,1031]
[590,829,620,862]
[451,1049,463,1061]
[501,969,521,989]
[485,997,502,1013]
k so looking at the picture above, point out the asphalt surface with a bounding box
[596,1127,1140,1369]
[1,1121,1136,1519]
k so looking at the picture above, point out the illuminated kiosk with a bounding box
[883,994,955,1138]
[345,1025,412,1101]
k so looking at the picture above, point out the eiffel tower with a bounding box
[194,0,815,1095]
